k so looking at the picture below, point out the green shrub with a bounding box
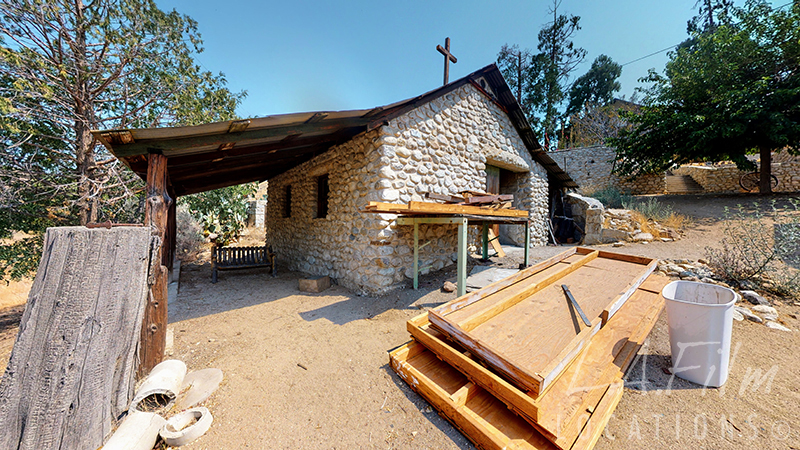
[623,197,675,222]
[706,200,800,296]
[587,186,632,209]
[181,183,256,245]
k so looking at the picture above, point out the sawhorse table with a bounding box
[396,214,531,297]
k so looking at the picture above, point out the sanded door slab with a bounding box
[428,247,657,396]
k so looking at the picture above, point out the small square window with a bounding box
[316,174,329,219]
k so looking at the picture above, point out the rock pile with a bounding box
[656,259,794,332]
[601,209,680,245]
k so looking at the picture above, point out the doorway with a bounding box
[486,164,519,245]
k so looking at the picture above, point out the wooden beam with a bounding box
[112,117,370,157]
[167,146,326,181]
[140,152,172,376]
[164,133,348,168]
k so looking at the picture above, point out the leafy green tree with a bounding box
[497,1,585,149]
[497,44,550,133]
[0,0,245,280]
[566,55,622,117]
[611,0,800,193]
[687,0,734,34]
[537,0,586,149]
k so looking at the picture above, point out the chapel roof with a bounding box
[94,64,577,196]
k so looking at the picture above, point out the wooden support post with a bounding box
[140,152,172,377]
[413,221,419,290]
[524,219,531,267]
[457,218,468,297]
[166,186,177,270]
[481,222,489,260]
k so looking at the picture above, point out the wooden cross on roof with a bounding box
[436,37,457,86]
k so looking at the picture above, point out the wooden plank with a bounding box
[432,247,578,317]
[638,272,670,294]
[540,287,666,445]
[454,250,600,332]
[391,340,629,450]
[405,274,667,446]
[428,249,657,396]
[390,342,559,450]
[465,194,514,205]
[363,201,529,218]
[601,258,657,324]
[569,381,624,450]
[0,227,154,450]
[408,201,529,218]
[426,192,465,203]
[487,229,506,257]
[406,314,553,440]
[141,152,172,376]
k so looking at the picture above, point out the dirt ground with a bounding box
[1,193,799,449]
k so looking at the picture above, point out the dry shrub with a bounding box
[176,204,205,262]
[706,200,800,296]
[629,211,660,236]
[660,212,690,230]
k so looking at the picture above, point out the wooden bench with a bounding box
[211,244,276,283]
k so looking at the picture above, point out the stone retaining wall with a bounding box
[674,157,800,193]
[551,146,665,195]
[266,83,550,295]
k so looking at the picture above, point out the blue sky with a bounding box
[155,0,748,119]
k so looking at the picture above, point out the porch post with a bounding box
[457,218,468,296]
[140,152,172,376]
[413,221,419,290]
[481,222,489,260]
[524,219,530,267]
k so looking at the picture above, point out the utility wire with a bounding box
[620,1,794,67]
[621,44,679,67]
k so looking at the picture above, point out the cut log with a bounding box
[0,226,155,450]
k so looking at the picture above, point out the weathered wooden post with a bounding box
[140,151,172,376]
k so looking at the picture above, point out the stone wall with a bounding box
[551,146,665,195]
[674,156,800,193]
[672,165,740,192]
[246,200,266,228]
[266,83,550,295]
[565,193,604,245]
[246,181,269,227]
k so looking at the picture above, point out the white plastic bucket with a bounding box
[662,280,738,387]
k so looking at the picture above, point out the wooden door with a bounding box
[485,165,501,238]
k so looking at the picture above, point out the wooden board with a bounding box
[428,247,657,396]
[406,274,667,446]
[363,201,529,218]
[390,340,626,450]
[0,227,154,450]
[487,229,506,257]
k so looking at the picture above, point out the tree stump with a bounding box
[0,226,155,450]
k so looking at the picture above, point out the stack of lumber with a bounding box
[390,247,669,450]
[428,191,515,209]
[362,200,528,218]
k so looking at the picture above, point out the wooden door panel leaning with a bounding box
[428,247,657,396]
[404,273,667,447]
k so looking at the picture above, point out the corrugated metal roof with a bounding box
[93,64,577,196]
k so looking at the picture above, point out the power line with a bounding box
[620,1,795,67]
[621,44,679,67]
